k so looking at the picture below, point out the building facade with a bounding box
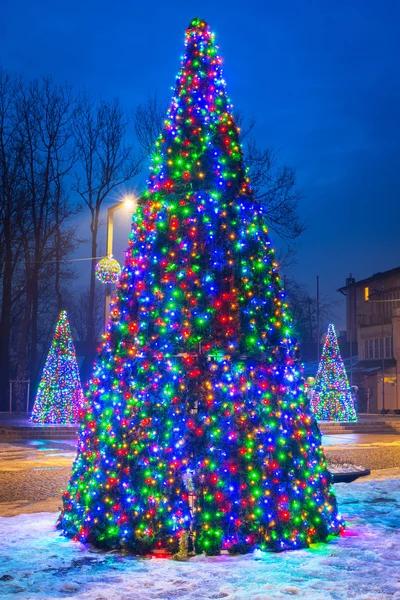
[338,267,400,412]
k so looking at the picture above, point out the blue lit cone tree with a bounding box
[58,19,343,555]
[311,324,357,422]
[31,310,84,424]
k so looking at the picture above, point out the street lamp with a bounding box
[104,195,137,328]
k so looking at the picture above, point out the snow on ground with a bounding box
[1,476,400,600]
[328,463,368,474]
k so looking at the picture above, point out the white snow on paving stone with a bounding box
[1,476,400,599]
[328,463,368,474]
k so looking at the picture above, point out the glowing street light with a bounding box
[103,195,138,328]
[106,195,135,256]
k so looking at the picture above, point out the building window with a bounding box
[385,337,393,358]
[368,339,373,358]
[364,286,369,301]
[383,291,400,319]
[364,337,393,360]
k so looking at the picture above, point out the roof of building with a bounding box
[357,358,397,370]
[338,265,400,292]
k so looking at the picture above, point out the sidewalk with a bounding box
[322,432,400,447]
[2,412,400,441]
[323,432,400,470]
[0,433,399,517]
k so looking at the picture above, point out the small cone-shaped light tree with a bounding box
[58,19,342,554]
[31,310,84,424]
[311,324,357,422]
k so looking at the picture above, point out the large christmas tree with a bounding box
[311,324,357,422]
[58,18,342,555]
[31,310,84,424]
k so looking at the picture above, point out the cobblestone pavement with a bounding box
[0,441,74,516]
[326,445,400,469]
[321,433,400,469]
[0,434,400,517]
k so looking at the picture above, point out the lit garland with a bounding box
[31,310,84,424]
[311,324,357,422]
[95,255,122,284]
[58,18,343,555]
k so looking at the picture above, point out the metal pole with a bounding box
[349,285,353,388]
[381,297,385,411]
[103,199,138,331]
[316,276,320,361]
[104,206,114,331]
[9,381,12,414]
[26,379,30,413]
[106,205,114,256]
[350,278,355,387]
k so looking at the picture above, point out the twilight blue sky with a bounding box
[2,0,400,327]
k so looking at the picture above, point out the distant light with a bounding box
[123,196,135,209]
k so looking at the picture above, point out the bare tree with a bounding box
[134,94,165,158]
[244,142,306,243]
[65,287,103,345]
[73,96,142,375]
[14,77,78,408]
[0,68,24,407]
[133,94,166,158]
[285,279,336,349]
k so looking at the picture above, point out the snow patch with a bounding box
[0,477,400,599]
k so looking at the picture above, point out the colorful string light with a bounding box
[58,18,343,555]
[31,310,84,424]
[311,324,357,422]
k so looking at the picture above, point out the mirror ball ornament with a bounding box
[95,255,121,284]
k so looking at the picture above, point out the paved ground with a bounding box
[1,434,400,517]
[0,440,75,516]
[2,413,400,425]
[323,433,400,471]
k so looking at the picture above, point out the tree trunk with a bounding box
[83,218,98,382]
[30,266,40,386]
[55,223,63,313]
[15,284,32,412]
[0,223,13,410]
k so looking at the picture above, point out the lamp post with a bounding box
[104,196,136,329]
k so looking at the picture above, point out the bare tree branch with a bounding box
[134,94,165,157]
[73,95,142,376]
